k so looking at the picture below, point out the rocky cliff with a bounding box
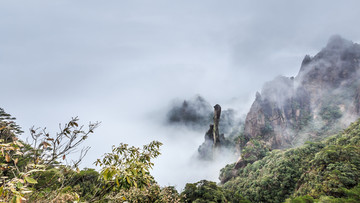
[242,35,360,150]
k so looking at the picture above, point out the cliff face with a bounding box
[243,35,360,149]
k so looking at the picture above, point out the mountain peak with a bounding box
[325,35,353,50]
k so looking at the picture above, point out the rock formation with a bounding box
[241,35,360,150]
[198,104,229,159]
[213,104,222,147]
[166,96,239,135]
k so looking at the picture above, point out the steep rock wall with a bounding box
[242,35,360,149]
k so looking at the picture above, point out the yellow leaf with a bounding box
[5,154,10,162]
[16,195,21,203]
[14,158,18,165]
[126,176,130,184]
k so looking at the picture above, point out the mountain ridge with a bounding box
[242,35,360,152]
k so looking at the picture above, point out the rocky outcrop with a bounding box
[241,35,360,150]
[198,104,229,159]
[213,104,222,147]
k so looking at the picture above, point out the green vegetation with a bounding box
[222,118,360,202]
[1,104,360,202]
[319,105,342,123]
[181,180,249,203]
[0,108,171,202]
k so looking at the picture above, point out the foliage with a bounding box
[219,163,237,184]
[319,105,342,123]
[260,121,274,136]
[0,108,101,202]
[180,180,249,203]
[240,139,270,164]
[29,167,102,201]
[95,141,162,192]
[0,109,40,202]
[106,184,180,203]
[222,118,360,203]
[286,184,360,202]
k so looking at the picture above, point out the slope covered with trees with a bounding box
[220,118,360,202]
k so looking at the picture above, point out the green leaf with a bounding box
[24,176,37,184]
[16,182,23,189]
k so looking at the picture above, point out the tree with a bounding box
[0,108,100,202]
[0,109,38,202]
[94,141,162,199]
[27,117,100,168]
[26,117,100,201]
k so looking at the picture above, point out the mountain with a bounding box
[216,35,360,202]
[220,117,360,202]
[242,35,360,150]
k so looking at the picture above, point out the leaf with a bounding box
[16,182,23,189]
[0,186,3,195]
[16,195,22,203]
[62,155,66,160]
[0,126,6,131]
[14,158,18,165]
[126,176,130,184]
[24,176,38,184]
[5,153,10,162]
[15,141,24,147]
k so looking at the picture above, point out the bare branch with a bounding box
[26,117,100,168]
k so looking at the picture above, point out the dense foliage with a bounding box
[180,180,249,203]
[221,118,360,202]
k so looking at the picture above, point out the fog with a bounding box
[1,0,360,190]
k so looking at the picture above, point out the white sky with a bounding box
[1,0,360,189]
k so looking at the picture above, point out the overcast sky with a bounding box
[1,0,360,189]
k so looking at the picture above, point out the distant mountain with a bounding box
[242,35,360,150]
[166,95,238,134]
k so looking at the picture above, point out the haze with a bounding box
[1,0,360,189]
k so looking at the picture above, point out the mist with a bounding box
[2,0,360,191]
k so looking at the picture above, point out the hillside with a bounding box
[220,117,360,202]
